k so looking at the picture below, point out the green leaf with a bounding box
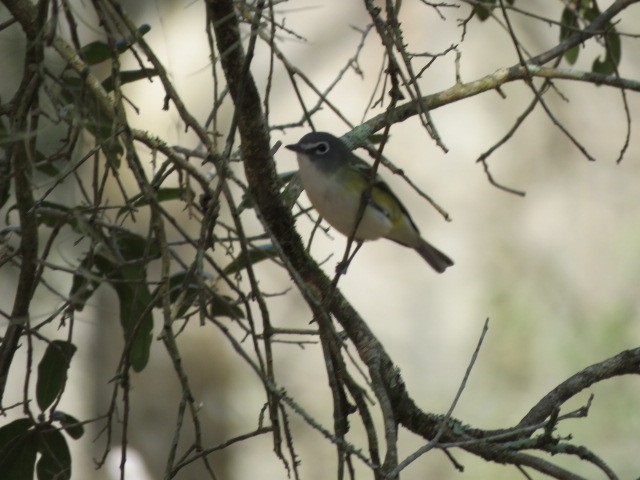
[0,419,38,480]
[36,427,71,480]
[592,27,621,75]
[113,229,161,262]
[592,56,612,75]
[606,29,622,66]
[579,2,622,75]
[34,160,62,177]
[210,293,245,320]
[367,133,387,145]
[51,412,84,440]
[278,171,303,211]
[114,280,154,372]
[69,256,101,312]
[94,128,124,171]
[154,270,202,318]
[222,244,277,275]
[102,68,159,93]
[559,7,577,41]
[98,259,154,372]
[559,7,580,65]
[80,24,151,65]
[473,0,495,21]
[564,45,579,65]
[0,418,33,451]
[582,2,600,22]
[36,341,77,411]
[95,231,157,372]
[117,187,184,218]
[33,149,62,177]
[79,41,112,66]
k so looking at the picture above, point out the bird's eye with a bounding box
[315,142,329,155]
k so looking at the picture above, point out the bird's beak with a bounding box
[285,143,303,153]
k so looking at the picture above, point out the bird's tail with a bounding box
[415,238,454,273]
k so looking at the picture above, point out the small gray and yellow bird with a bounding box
[286,131,453,273]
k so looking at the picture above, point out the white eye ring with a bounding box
[315,142,329,154]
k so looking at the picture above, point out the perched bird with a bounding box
[286,131,453,273]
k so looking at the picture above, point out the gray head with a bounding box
[285,132,351,169]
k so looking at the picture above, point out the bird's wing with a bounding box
[348,156,420,233]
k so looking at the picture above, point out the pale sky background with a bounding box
[1,1,639,479]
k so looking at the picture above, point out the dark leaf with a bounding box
[210,293,245,320]
[472,0,495,21]
[559,7,577,41]
[603,27,621,67]
[69,256,101,312]
[80,24,151,65]
[592,28,621,75]
[79,41,111,65]
[95,242,155,372]
[152,270,213,318]
[114,280,154,372]
[51,412,84,440]
[564,45,579,65]
[0,418,34,451]
[36,427,71,480]
[582,1,619,77]
[592,56,613,75]
[559,7,580,65]
[34,160,62,177]
[117,187,184,218]
[367,133,387,145]
[582,2,600,22]
[0,419,38,480]
[102,68,159,93]
[111,229,161,262]
[33,149,62,177]
[36,341,77,411]
[279,172,303,210]
[222,244,277,275]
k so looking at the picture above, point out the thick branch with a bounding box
[0,0,45,404]
[518,347,640,429]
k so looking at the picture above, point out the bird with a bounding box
[285,131,453,273]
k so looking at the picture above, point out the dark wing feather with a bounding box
[348,155,421,233]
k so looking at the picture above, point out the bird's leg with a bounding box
[336,241,364,275]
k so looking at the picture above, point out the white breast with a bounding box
[297,155,392,241]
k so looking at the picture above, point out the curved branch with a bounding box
[518,347,640,429]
